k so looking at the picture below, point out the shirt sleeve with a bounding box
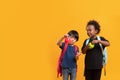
[81,39,87,51]
[100,36,109,42]
[100,36,109,49]
[59,42,65,49]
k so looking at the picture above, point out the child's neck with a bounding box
[68,43,74,46]
[90,35,97,39]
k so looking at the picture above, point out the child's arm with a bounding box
[92,40,110,47]
[56,34,68,46]
[75,51,81,60]
[82,45,89,54]
[98,40,110,47]
[81,40,91,54]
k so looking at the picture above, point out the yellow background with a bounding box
[0,0,120,80]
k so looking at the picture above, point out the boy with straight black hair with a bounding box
[57,30,80,80]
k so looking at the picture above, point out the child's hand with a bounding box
[92,40,99,44]
[64,34,69,38]
[86,44,91,50]
[57,34,69,46]
[75,52,81,60]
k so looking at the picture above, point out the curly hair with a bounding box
[87,20,101,34]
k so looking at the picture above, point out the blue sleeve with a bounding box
[59,42,65,49]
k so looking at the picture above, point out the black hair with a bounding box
[68,30,79,41]
[87,20,101,34]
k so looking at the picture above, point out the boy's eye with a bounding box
[68,35,74,38]
[69,36,74,39]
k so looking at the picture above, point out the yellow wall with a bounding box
[0,0,120,80]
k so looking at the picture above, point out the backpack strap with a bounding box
[86,38,90,45]
[74,45,79,73]
[97,36,104,53]
[57,42,69,78]
[74,45,80,61]
[60,43,68,59]
[97,36,107,76]
[97,36,107,64]
[74,45,79,55]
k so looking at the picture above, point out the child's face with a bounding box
[86,25,98,38]
[67,35,77,45]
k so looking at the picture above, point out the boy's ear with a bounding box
[95,29,98,34]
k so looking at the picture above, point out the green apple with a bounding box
[88,42,95,49]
